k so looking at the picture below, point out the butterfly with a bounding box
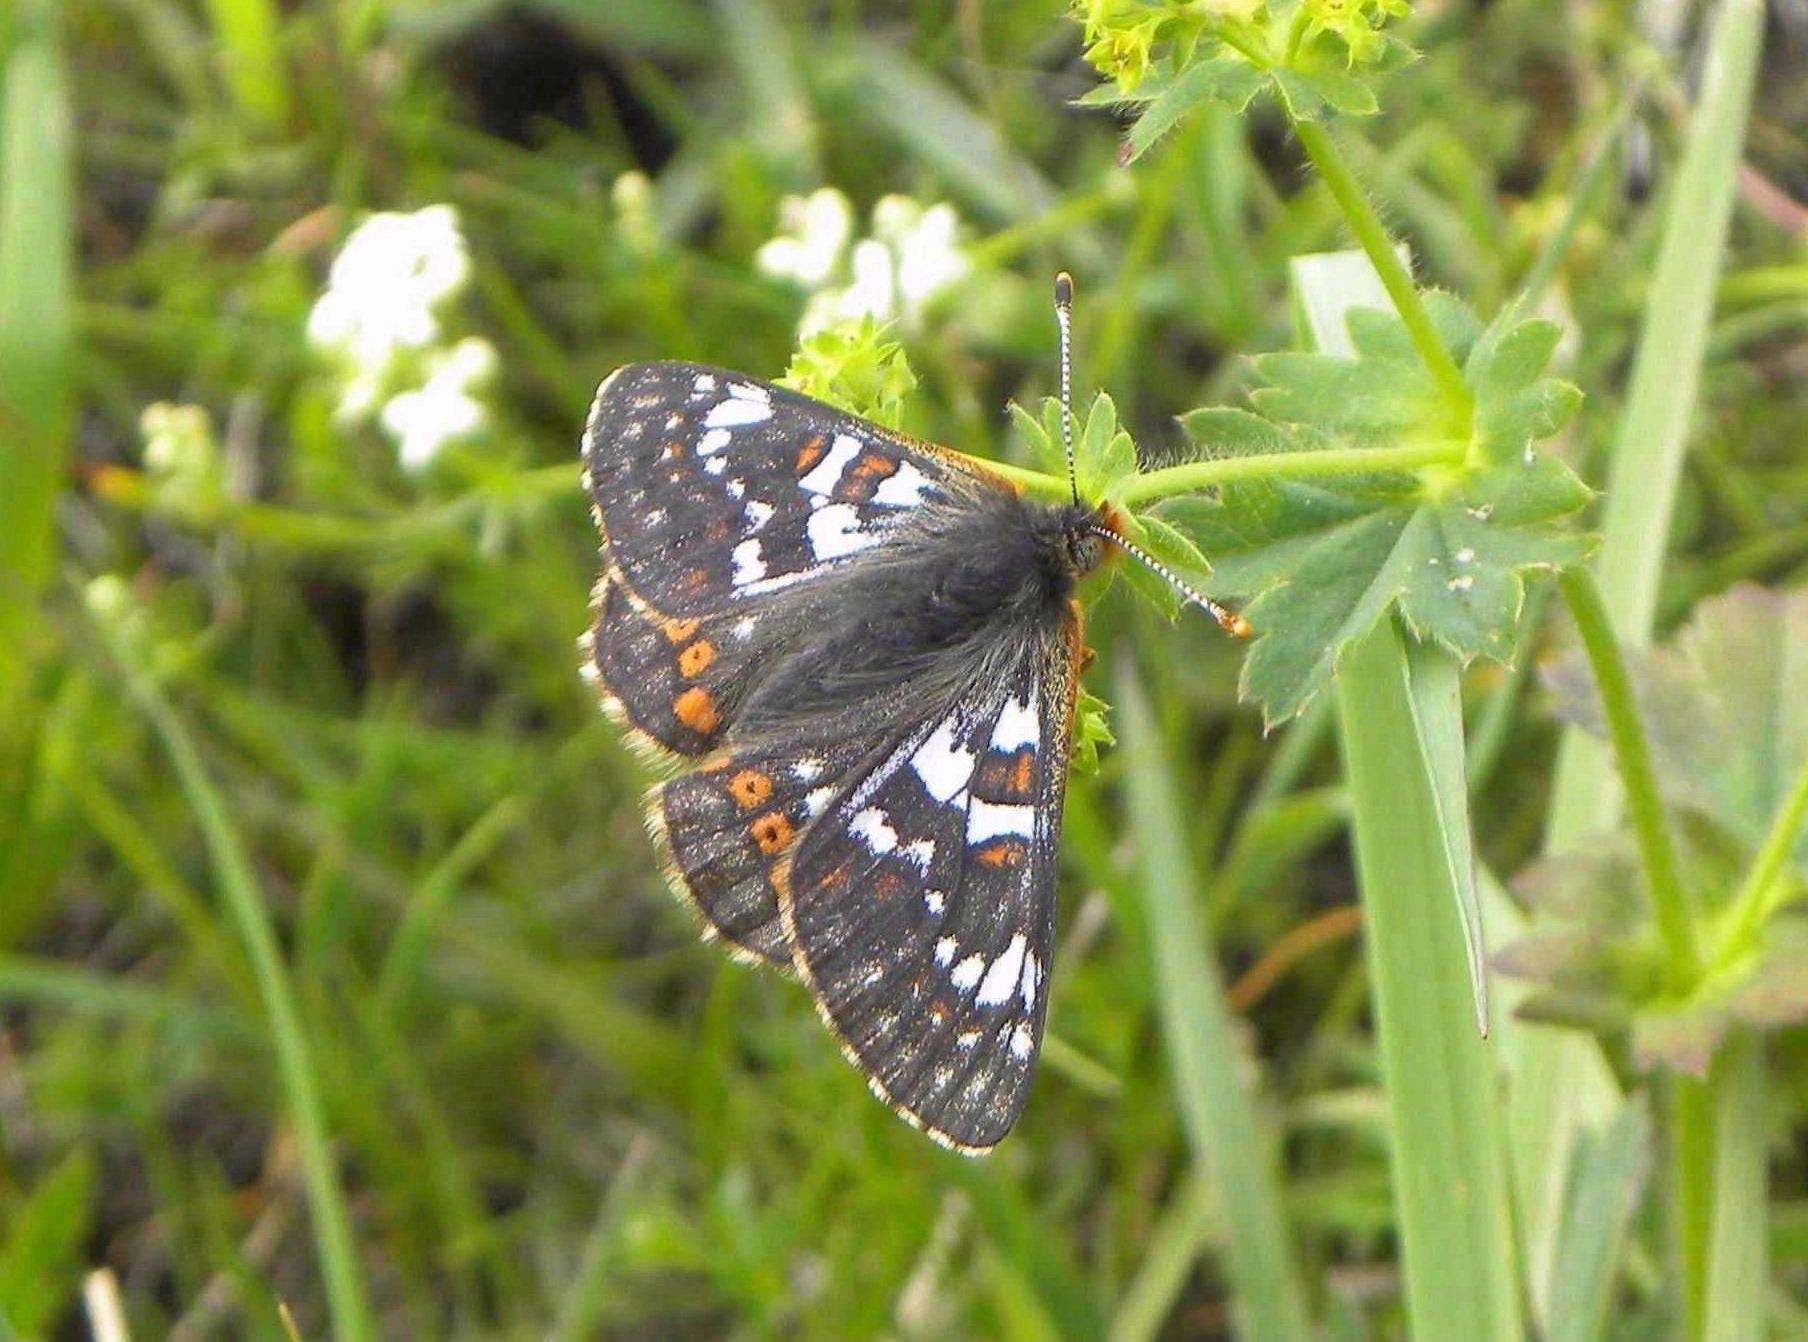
[579,276,1247,1152]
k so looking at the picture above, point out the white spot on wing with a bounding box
[900,839,935,871]
[807,502,884,561]
[934,936,958,967]
[797,434,862,496]
[745,499,775,532]
[968,798,1034,842]
[703,456,727,475]
[912,717,976,803]
[991,694,1039,750]
[703,397,771,428]
[698,428,731,455]
[951,955,985,991]
[870,459,936,508]
[791,757,824,782]
[850,807,898,854]
[692,374,717,393]
[732,539,766,587]
[729,381,770,403]
[925,890,945,915]
[1010,1022,1035,1059]
[725,479,746,499]
[1021,951,1040,1010]
[804,786,836,817]
[977,934,1028,1007]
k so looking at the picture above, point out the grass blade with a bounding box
[1302,245,1519,1342]
[91,606,376,1342]
[1334,621,1522,1341]
[0,0,74,715]
[1117,662,1311,1342]
[1545,1099,1653,1342]
[1703,1033,1766,1342]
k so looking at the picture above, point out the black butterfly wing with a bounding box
[652,731,879,967]
[780,612,1082,1152]
[581,363,1003,755]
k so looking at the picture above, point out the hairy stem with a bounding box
[1117,438,1463,507]
[1291,119,1472,422]
[1557,566,1700,985]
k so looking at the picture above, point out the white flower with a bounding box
[763,190,968,338]
[378,337,496,471]
[892,202,968,310]
[756,188,853,288]
[306,204,473,419]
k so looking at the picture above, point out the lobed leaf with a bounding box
[1166,299,1588,724]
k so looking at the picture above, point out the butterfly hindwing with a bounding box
[781,614,1081,1152]
[583,362,981,621]
[652,733,877,966]
[581,571,775,758]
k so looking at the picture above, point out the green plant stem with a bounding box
[1716,754,1808,962]
[1673,1074,1715,1341]
[1291,119,1471,420]
[1120,438,1464,506]
[96,621,376,1342]
[1557,566,1700,985]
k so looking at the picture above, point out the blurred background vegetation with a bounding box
[2,0,1807,1338]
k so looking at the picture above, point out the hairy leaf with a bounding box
[1170,300,1589,724]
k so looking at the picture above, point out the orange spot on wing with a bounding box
[975,840,1028,868]
[795,435,828,472]
[853,452,897,479]
[661,617,701,643]
[674,687,719,733]
[678,640,716,677]
[1011,751,1035,794]
[728,768,773,809]
[751,812,793,855]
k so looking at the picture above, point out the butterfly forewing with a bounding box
[582,363,991,759]
[781,617,1079,1152]
[585,362,971,613]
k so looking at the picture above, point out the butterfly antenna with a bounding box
[1090,525,1252,638]
[1055,271,1079,506]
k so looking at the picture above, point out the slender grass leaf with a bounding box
[1308,254,1522,1342]
[1545,1100,1652,1342]
[1118,663,1311,1342]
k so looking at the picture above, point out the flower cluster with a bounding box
[306,204,496,471]
[756,189,970,337]
[1300,0,1409,65]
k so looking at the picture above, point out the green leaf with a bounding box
[1177,407,1301,458]
[1124,54,1267,162]
[1009,391,1137,501]
[1166,299,1589,724]
[0,1147,96,1339]
[1547,585,1808,869]
[1272,65,1377,120]
[1113,510,1212,620]
[1070,685,1114,775]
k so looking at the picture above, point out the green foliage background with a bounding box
[2,1,1807,1339]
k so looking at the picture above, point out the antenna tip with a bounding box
[1054,272,1074,308]
[1226,612,1253,639]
